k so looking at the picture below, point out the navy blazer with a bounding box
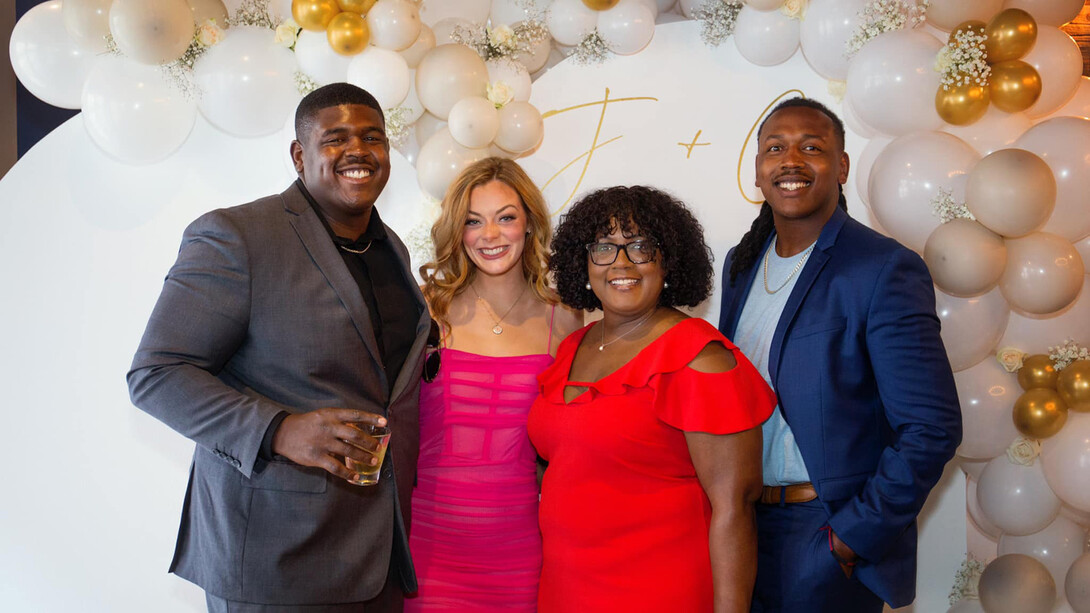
[717,207,961,608]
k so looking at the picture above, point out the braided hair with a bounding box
[728,98,848,286]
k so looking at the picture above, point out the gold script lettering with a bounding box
[737,89,807,205]
[677,130,711,159]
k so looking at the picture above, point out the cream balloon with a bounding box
[961,458,988,480]
[187,0,228,25]
[1050,76,1090,120]
[1078,236,1090,273]
[1001,0,1084,26]
[845,29,944,136]
[1023,28,1083,119]
[447,96,500,149]
[346,46,412,110]
[400,73,425,122]
[598,0,656,56]
[953,354,1020,457]
[999,232,1085,316]
[415,44,489,119]
[418,0,490,27]
[108,0,194,65]
[941,105,1033,156]
[513,21,553,73]
[978,554,1057,613]
[967,477,1004,539]
[926,0,1003,30]
[494,101,544,154]
[398,24,436,69]
[547,0,599,46]
[269,0,294,21]
[1043,412,1090,513]
[80,54,197,164]
[868,131,980,253]
[937,286,1011,372]
[999,283,1090,357]
[415,111,447,147]
[965,149,1056,238]
[840,94,877,139]
[367,0,422,51]
[293,30,352,86]
[194,26,301,137]
[1016,117,1090,242]
[733,5,800,66]
[429,17,473,45]
[677,0,702,18]
[62,0,112,53]
[486,59,532,102]
[490,0,530,25]
[853,136,891,207]
[416,127,490,200]
[999,515,1088,598]
[925,220,1007,297]
[1067,552,1090,613]
[799,0,868,81]
[10,1,99,109]
[977,455,1061,536]
[743,0,784,9]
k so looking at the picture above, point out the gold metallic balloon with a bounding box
[293,0,340,32]
[1018,354,1059,390]
[985,8,1037,64]
[936,83,990,126]
[582,0,621,10]
[327,11,369,56]
[1013,388,1069,439]
[949,20,986,44]
[1057,361,1090,413]
[988,60,1042,113]
[337,0,376,13]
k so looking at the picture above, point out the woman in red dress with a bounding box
[528,185,776,612]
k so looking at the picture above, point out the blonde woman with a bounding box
[405,157,581,612]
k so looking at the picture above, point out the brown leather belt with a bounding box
[760,483,818,504]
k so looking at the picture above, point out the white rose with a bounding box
[826,79,846,103]
[1006,437,1041,466]
[274,19,300,49]
[487,81,514,108]
[196,19,224,47]
[780,0,807,20]
[488,25,515,49]
[997,347,1026,373]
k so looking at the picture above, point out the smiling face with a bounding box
[291,104,390,232]
[462,179,529,280]
[587,221,665,320]
[755,105,849,226]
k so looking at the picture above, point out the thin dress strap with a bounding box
[546,303,556,354]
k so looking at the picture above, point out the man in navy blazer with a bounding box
[717,98,961,612]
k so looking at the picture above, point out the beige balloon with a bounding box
[965,149,1056,238]
[924,219,1007,297]
[109,0,194,65]
[415,44,489,119]
[742,0,784,9]
[366,0,422,51]
[447,96,499,149]
[999,232,1086,316]
[187,0,228,24]
[415,127,490,200]
[926,0,1002,31]
[1002,0,1084,27]
[398,24,435,69]
[1023,27,1084,119]
[63,0,113,53]
[494,101,544,155]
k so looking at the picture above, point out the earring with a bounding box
[585,282,592,290]
[663,281,669,289]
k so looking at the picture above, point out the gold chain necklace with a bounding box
[470,282,528,335]
[598,308,657,351]
[338,241,373,255]
[763,240,815,294]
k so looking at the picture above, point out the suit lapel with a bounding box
[386,227,430,404]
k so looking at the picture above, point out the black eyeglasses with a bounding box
[423,319,442,383]
[585,239,657,266]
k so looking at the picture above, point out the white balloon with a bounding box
[656,0,678,12]
[400,72,426,122]
[399,24,436,69]
[415,44,490,119]
[926,0,1003,31]
[954,353,1020,458]
[846,29,944,136]
[415,111,447,146]
[942,106,1033,156]
[968,477,1005,539]
[939,286,1011,373]
[999,282,1090,356]
[63,0,112,53]
[868,131,980,253]
[1050,76,1090,121]
[491,0,532,25]
[513,21,553,73]
[999,515,1088,598]
[1023,28,1083,119]
[733,4,799,66]
[346,46,412,110]
[418,0,490,27]
[547,0,598,46]
[416,127,490,200]
[486,59,532,102]
[743,0,784,9]
[293,30,352,86]
[268,0,294,21]
[799,0,867,80]
[1067,552,1090,613]
[447,96,499,149]
[80,54,197,164]
[999,232,1085,316]
[430,17,474,45]
[840,94,877,139]
[10,1,99,109]
[678,0,703,18]
[108,0,193,65]
[1016,117,1090,242]
[977,454,1062,536]
[494,101,544,154]
[598,0,656,56]
[367,0,423,51]
[961,457,989,480]
[1001,0,1085,26]
[1042,412,1090,513]
[194,26,300,138]
[853,136,891,207]
[188,0,228,25]
[394,127,421,167]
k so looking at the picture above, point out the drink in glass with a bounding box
[345,423,391,486]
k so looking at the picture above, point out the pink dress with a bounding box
[405,315,555,612]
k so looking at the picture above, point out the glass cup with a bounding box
[344,423,391,486]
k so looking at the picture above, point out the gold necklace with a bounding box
[763,240,815,294]
[338,241,373,255]
[598,308,657,351]
[470,282,528,335]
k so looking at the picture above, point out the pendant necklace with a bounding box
[599,308,657,351]
[471,282,528,335]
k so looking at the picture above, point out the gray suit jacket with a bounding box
[128,182,427,605]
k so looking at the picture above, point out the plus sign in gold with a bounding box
[678,130,711,159]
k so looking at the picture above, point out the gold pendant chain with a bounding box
[470,282,528,335]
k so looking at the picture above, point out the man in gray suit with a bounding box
[128,83,430,611]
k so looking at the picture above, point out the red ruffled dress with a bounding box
[527,317,776,612]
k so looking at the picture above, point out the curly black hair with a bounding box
[549,185,714,311]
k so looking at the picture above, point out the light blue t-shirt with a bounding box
[733,237,816,486]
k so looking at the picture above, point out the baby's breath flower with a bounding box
[1049,340,1090,370]
[846,0,930,58]
[931,188,975,223]
[692,0,743,47]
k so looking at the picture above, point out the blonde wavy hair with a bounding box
[420,157,556,333]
